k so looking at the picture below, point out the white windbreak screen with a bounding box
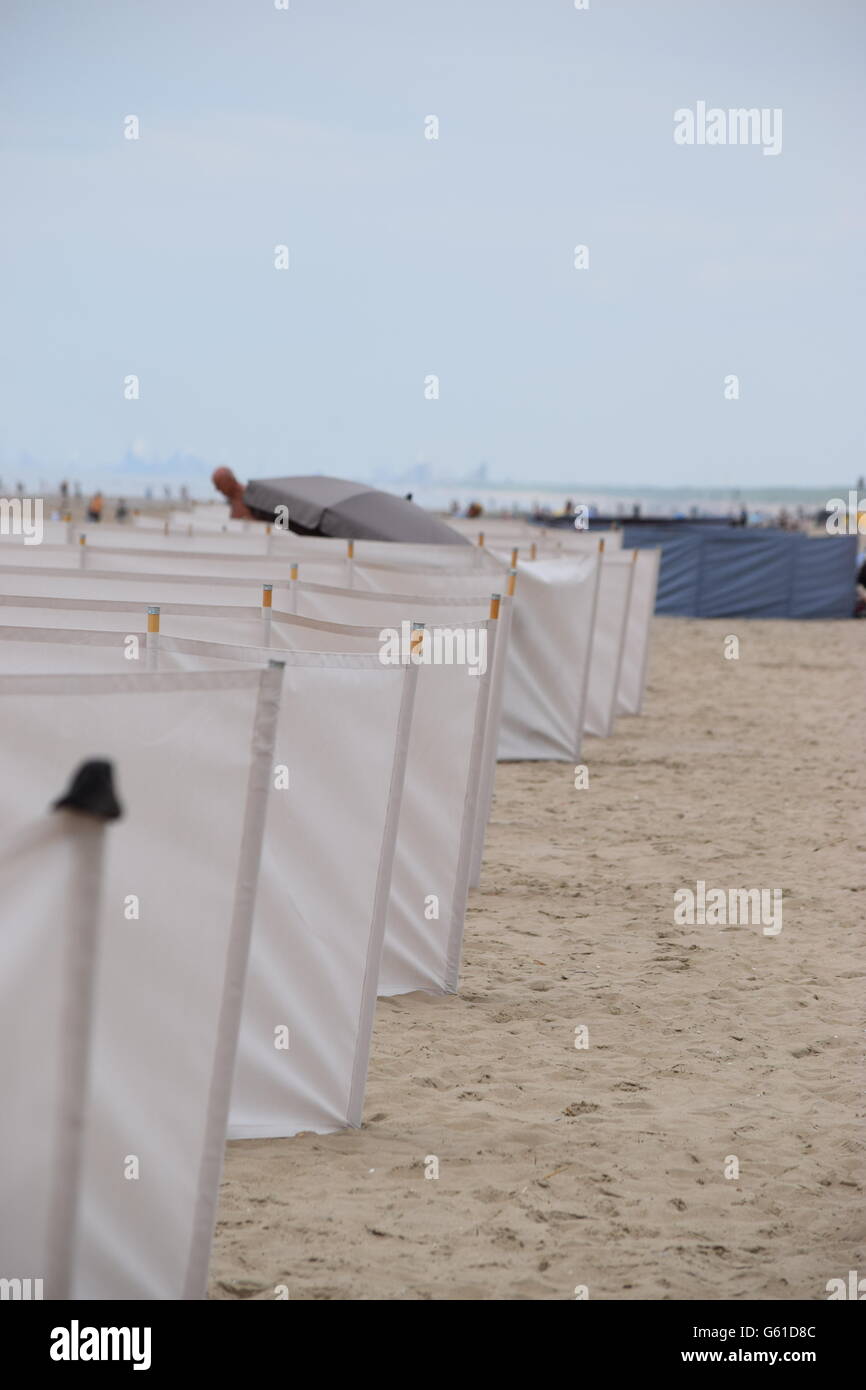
[0,660,279,1300]
[495,558,600,760]
[583,556,634,738]
[277,580,507,910]
[448,518,623,551]
[615,549,659,716]
[0,594,388,655]
[0,812,102,1299]
[206,644,414,1136]
[378,652,487,995]
[0,565,310,609]
[222,582,493,997]
[346,557,600,761]
[0,543,353,586]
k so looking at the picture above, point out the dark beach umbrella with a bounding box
[242,475,469,545]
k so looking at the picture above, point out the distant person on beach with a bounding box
[856,553,866,618]
[86,491,103,523]
[115,498,128,522]
[60,479,68,501]
[465,501,483,519]
[211,466,255,520]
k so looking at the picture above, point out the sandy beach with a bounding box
[209,616,865,1301]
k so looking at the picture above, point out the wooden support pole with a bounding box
[262,584,273,645]
[146,606,160,671]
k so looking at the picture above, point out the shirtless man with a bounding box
[211,466,255,520]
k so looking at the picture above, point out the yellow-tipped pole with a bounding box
[146,606,160,671]
[489,592,501,620]
[347,539,354,559]
[598,537,605,554]
[262,583,273,645]
[530,541,537,561]
[78,533,87,569]
[510,547,518,568]
[477,531,485,547]
[506,568,517,597]
[289,563,298,614]
[410,620,425,664]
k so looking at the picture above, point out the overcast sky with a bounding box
[1,0,863,492]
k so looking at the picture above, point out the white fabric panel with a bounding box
[350,557,603,762]
[377,650,488,995]
[495,558,600,760]
[164,642,414,1138]
[230,653,414,1132]
[0,542,353,585]
[0,658,280,1299]
[0,564,305,609]
[348,560,506,592]
[281,581,508,928]
[468,598,510,885]
[0,533,498,577]
[583,555,635,739]
[489,534,620,561]
[615,549,659,716]
[0,812,105,1299]
[0,594,387,655]
[146,638,414,1135]
[288,580,496,625]
[248,582,493,995]
[448,518,624,551]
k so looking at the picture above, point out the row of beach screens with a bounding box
[0,512,659,1299]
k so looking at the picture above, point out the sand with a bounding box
[209,616,865,1300]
